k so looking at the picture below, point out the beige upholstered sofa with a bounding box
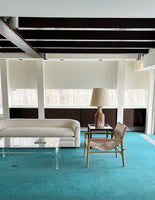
[0,119,80,147]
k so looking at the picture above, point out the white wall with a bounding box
[1,0,155,18]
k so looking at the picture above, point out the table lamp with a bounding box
[90,88,109,127]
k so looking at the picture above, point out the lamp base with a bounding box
[94,108,105,127]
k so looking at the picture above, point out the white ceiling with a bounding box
[1,0,155,64]
[1,0,155,18]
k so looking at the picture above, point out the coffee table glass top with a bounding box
[0,137,60,170]
[0,137,60,148]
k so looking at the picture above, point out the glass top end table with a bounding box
[88,124,113,132]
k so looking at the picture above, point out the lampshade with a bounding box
[90,88,109,107]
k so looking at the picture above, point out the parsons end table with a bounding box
[88,123,113,138]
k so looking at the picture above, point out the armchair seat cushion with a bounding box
[86,138,116,151]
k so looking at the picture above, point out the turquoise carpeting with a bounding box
[0,131,155,200]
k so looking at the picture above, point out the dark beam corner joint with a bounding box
[0,18,42,58]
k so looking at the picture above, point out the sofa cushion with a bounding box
[0,127,74,137]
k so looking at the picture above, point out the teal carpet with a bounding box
[0,131,155,200]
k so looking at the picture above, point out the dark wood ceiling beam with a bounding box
[0,19,42,58]
[0,48,23,52]
[29,41,155,48]
[20,30,155,40]
[0,41,16,47]
[19,17,155,29]
[0,34,6,39]
[37,49,149,54]
[1,17,154,55]
[0,48,149,54]
[1,40,154,49]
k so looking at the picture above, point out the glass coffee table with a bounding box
[0,137,60,170]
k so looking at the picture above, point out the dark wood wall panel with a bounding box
[133,109,146,127]
[123,109,134,127]
[103,109,117,128]
[81,109,117,128]
[45,108,117,127]
[10,108,38,118]
[123,108,146,127]
[81,109,96,127]
[45,108,81,122]
[9,108,146,128]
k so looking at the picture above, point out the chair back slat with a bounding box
[114,122,127,140]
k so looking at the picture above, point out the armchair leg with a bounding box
[86,142,90,168]
[84,143,86,158]
[122,151,125,167]
[121,141,125,167]
[84,134,87,157]
[115,147,118,157]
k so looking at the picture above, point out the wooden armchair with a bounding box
[84,122,127,168]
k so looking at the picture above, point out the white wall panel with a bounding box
[0,60,10,118]
[117,61,126,123]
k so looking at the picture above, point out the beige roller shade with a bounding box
[44,60,118,89]
[125,61,149,89]
[8,60,37,89]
